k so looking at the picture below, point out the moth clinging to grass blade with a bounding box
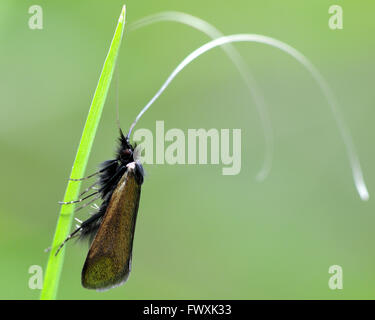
[56,129,144,290]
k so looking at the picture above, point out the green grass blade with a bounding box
[40,5,127,300]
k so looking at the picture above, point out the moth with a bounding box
[56,129,144,290]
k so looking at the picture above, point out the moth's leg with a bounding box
[79,181,99,197]
[74,194,101,213]
[91,203,100,211]
[69,160,117,181]
[58,191,99,205]
[80,211,105,228]
[74,217,83,224]
[58,182,99,207]
[55,210,106,255]
[62,165,125,208]
[55,226,82,256]
[78,210,106,242]
[69,172,100,182]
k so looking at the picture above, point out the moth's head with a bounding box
[119,147,133,163]
[117,129,134,164]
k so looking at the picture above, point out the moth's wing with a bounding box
[81,166,142,290]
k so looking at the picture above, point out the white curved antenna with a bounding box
[129,12,273,181]
[127,34,369,201]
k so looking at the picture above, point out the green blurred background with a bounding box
[1,0,374,299]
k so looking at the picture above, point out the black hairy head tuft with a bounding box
[117,129,135,165]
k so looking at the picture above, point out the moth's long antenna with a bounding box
[127,33,369,201]
[129,11,273,181]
